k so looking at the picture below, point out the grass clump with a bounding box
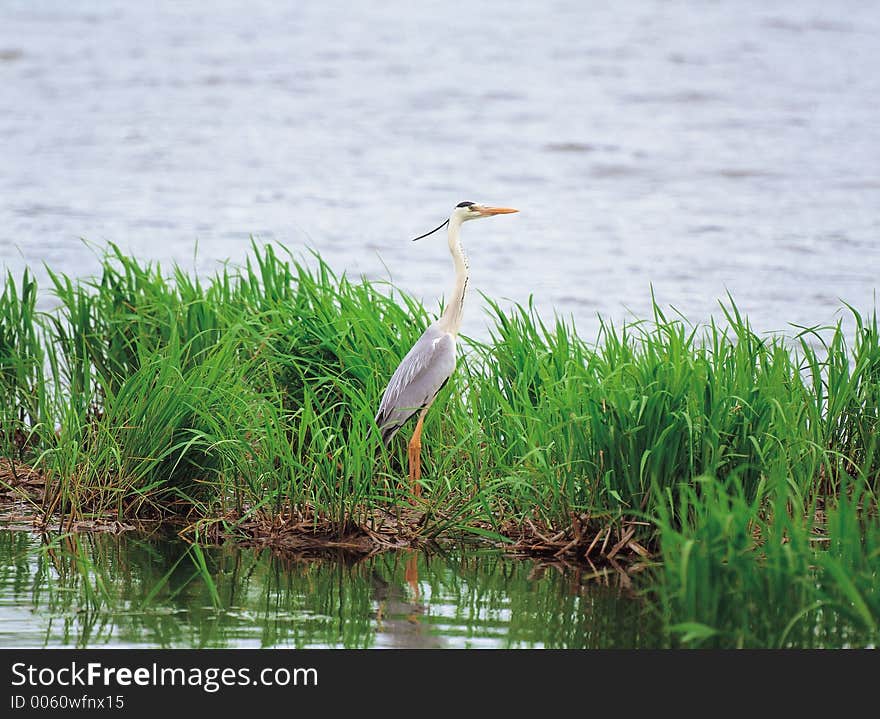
[1,242,879,647]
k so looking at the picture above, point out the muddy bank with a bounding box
[0,460,652,565]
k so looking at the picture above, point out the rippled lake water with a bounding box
[1,1,878,340]
[0,531,659,649]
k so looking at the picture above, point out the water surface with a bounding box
[0,530,660,649]
[2,1,878,340]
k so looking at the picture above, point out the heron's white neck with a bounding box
[437,215,469,335]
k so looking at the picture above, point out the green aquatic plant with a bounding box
[1,243,879,647]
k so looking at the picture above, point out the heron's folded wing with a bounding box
[375,326,456,443]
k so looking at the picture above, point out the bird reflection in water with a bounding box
[372,551,443,648]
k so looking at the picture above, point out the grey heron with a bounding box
[375,201,518,498]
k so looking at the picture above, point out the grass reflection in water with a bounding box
[0,530,659,649]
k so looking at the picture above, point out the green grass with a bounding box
[1,242,879,647]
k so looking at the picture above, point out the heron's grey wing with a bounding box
[375,324,457,445]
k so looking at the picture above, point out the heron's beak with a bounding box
[478,206,519,216]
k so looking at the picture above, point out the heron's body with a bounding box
[375,324,456,445]
[374,201,517,498]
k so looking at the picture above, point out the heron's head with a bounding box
[412,201,518,241]
[453,201,519,223]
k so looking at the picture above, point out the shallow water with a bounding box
[0,530,661,649]
[2,1,878,340]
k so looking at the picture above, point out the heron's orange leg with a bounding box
[407,410,427,500]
